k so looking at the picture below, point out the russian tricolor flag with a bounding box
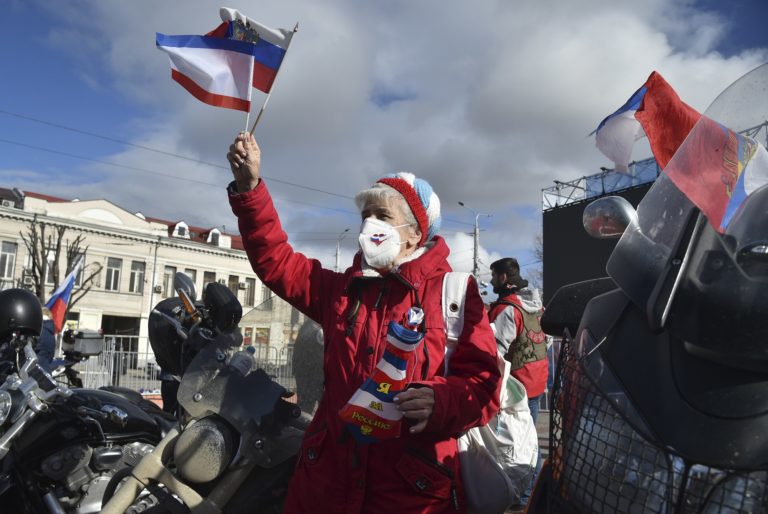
[593,71,768,233]
[663,115,768,233]
[156,8,293,112]
[45,259,83,334]
[592,71,700,174]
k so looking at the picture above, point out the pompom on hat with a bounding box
[376,172,442,246]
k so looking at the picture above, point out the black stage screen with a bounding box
[542,185,651,305]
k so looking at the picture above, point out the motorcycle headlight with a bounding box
[0,390,12,426]
[173,416,237,483]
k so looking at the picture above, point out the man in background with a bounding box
[487,257,547,508]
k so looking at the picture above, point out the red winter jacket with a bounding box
[229,181,501,514]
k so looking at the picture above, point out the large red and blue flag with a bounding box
[44,259,83,334]
[663,115,768,232]
[156,7,293,112]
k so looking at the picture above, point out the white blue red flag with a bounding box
[592,72,700,173]
[45,259,83,334]
[156,7,293,112]
[594,71,768,233]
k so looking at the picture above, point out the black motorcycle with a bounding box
[0,288,173,514]
[101,273,309,514]
[530,67,768,513]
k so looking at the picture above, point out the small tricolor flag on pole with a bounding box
[156,7,295,114]
[45,258,83,334]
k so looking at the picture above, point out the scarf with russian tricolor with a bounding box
[339,307,425,444]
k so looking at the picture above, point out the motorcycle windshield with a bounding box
[607,63,768,316]
[177,334,287,434]
[606,173,695,310]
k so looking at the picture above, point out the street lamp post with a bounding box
[335,228,350,272]
[458,202,492,278]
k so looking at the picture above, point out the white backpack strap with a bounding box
[442,271,470,374]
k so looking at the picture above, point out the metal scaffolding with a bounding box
[542,120,768,212]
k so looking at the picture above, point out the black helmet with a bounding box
[0,289,43,340]
[148,297,185,376]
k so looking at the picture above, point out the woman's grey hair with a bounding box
[354,183,419,229]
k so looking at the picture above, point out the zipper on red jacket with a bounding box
[345,301,360,337]
[373,285,387,310]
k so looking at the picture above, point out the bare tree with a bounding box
[20,218,102,316]
[527,233,544,290]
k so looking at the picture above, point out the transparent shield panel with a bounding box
[177,333,287,434]
[606,63,768,313]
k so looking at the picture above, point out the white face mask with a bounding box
[358,217,410,270]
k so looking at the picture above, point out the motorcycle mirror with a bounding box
[582,196,638,239]
[203,282,243,334]
[174,272,197,302]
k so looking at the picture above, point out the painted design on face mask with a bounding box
[370,233,388,245]
[359,217,410,269]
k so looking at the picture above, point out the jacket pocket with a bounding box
[397,448,456,502]
[299,426,328,467]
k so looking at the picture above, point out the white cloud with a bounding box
[7,0,768,273]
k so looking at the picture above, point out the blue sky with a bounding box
[1,0,766,287]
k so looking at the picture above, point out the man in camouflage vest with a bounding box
[487,257,547,507]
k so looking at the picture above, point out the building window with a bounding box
[177,225,186,237]
[228,275,239,295]
[129,261,145,294]
[0,242,16,280]
[184,268,197,285]
[71,252,86,286]
[244,277,256,306]
[44,250,56,285]
[203,271,216,290]
[261,284,273,310]
[105,257,122,291]
[210,232,220,246]
[163,266,177,298]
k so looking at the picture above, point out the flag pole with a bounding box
[249,22,299,134]
[244,55,255,132]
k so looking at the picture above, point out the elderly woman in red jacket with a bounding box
[227,133,500,514]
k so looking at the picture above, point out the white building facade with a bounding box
[0,187,303,361]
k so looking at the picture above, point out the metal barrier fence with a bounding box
[63,334,555,414]
[62,335,299,397]
[66,336,162,393]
